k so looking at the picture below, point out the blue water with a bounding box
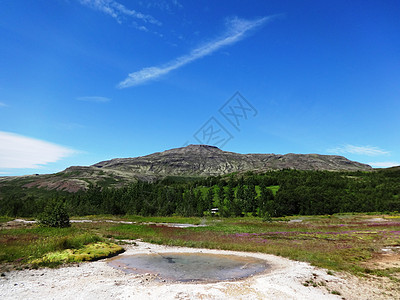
[108,253,269,282]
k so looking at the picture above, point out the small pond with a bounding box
[108,252,269,282]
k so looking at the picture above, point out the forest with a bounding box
[1,168,399,218]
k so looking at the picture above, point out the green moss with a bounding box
[30,242,124,266]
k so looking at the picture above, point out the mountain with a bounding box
[92,144,372,174]
[0,145,373,192]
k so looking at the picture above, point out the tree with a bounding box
[259,184,275,217]
[217,182,225,204]
[235,182,245,216]
[244,184,257,215]
[224,185,235,217]
[37,199,70,228]
[205,187,215,210]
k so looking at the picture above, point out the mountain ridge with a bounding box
[0,144,373,192]
[91,144,371,175]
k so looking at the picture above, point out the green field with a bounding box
[1,213,399,282]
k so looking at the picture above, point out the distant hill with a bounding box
[376,165,400,174]
[381,165,400,171]
[0,144,373,192]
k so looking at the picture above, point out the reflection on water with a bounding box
[108,253,269,282]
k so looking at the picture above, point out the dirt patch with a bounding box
[0,219,36,230]
[23,179,87,193]
[361,244,400,269]
[364,252,400,270]
[365,218,389,223]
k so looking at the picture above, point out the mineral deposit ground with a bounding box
[1,241,397,300]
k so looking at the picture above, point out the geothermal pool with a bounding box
[108,253,269,282]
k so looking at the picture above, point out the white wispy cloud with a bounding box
[144,0,183,12]
[57,123,85,130]
[79,0,161,25]
[77,96,110,102]
[0,102,8,107]
[118,16,273,88]
[368,161,400,168]
[328,144,390,156]
[0,131,76,169]
[172,0,183,9]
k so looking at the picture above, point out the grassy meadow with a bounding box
[1,213,400,281]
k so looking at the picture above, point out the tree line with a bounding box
[1,169,399,218]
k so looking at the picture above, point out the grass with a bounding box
[0,216,13,223]
[95,213,400,279]
[0,227,106,269]
[1,213,400,281]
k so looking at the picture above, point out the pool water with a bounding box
[108,252,269,282]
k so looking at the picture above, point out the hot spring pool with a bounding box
[108,252,269,282]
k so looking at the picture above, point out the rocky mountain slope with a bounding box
[0,144,373,192]
[93,144,372,175]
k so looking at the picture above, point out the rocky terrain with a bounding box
[0,144,373,192]
[92,144,372,175]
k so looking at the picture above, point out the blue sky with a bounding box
[0,0,399,176]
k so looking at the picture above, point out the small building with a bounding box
[211,208,219,215]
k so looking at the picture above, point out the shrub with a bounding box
[37,200,70,228]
